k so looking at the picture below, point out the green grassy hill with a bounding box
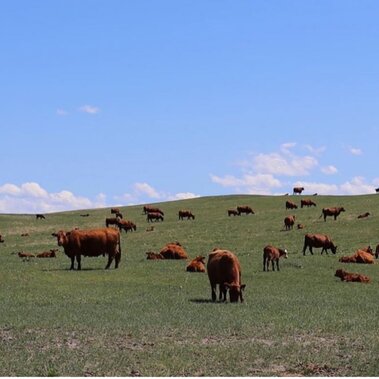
[0,194,378,376]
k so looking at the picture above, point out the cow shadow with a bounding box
[41,267,104,272]
[189,298,222,304]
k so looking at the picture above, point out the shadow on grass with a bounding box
[189,298,223,304]
[41,267,105,272]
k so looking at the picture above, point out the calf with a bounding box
[36,249,58,258]
[303,233,337,255]
[320,207,345,221]
[285,200,298,210]
[186,256,206,272]
[284,215,296,230]
[263,245,288,271]
[227,209,239,216]
[335,269,370,283]
[18,252,35,260]
[21,233,29,237]
[117,219,137,233]
[146,252,164,260]
[297,223,305,229]
[357,212,370,219]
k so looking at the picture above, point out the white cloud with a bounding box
[79,105,100,114]
[57,108,68,116]
[349,147,362,156]
[133,182,161,199]
[321,165,338,175]
[304,144,326,155]
[167,192,200,201]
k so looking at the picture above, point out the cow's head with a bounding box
[283,249,288,259]
[51,231,70,246]
[340,207,346,212]
[331,244,337,254]
[224,283,246,303]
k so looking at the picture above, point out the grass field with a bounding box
[0,194,379,376]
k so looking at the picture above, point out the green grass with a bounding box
[0,194,379,376]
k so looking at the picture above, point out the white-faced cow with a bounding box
[263,245,288,271]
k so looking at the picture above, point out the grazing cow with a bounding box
[303,233,337,255]
[284,215,296,230]
[339,250,375,264]
[36,249,58,258]
[111,208,120,214]
[227,209,239,216]
[21,233,29,237]
[376,244,379,259]
[263,245,288,272]
[117,219,137,233]
[36,214,45,220]
[105,217,120,228]
[207,249,245,303]
[51,228,121,270]
[313,193,318,196]
[237,205,254,215]
[80,214,90,217]
[357,212,370,219]
[186,256,206,272]
[297,223,305,229]
[335,269,370,283]
[0,235,4,243]
[320,207,345,221]
[146,251,164,260]
[293,187,304,195]
[301,199,317,208]
[285,200,298,210]
[159,242,188,259]
[143,206,164,216]
[18,252,35,260]
[147,212,164,222]
[178,210,195,220]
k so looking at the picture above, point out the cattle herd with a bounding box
[2,187,379,303]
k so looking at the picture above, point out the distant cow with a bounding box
[320,207,345,221]
[143,206,164,216]
[158,242,188,259]
[80,214,90,217]
[301,199,316,208]
[146,226,155,232]
[293,187,304,195]
[111,208,120,214]
[263,245,288,271]
[303,233,337,255]
[376,244,379,259]
[339,250,375,264]
[178,210,195,220]
[36,214,45,220]
[21,233,29,237]
[18,252,35,260]
[297,223,305,229]
[237,206,254,215]
[335,269,370,283]
[146,251,164,260]
[117,219,137,233]
[36,249,58,258]
[284,215,296,230]
[285,200,298,210]
[227,209,239,216]
[375,188,379,193]
[51,228,121,270]
[357,212,370,219]
[147,212,164,222]
[207,249,245,302]
[186,256,206,272]
[0,235,4,243]
[105,217,120,228]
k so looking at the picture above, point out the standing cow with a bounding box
[303,233,337,255]
[301,199,316,208]
[293,187,304,195]
[237,206,254,215]
[284,215,296,230]
[178,210,195,220]
[263,245,288,271]
[52,228,121,270]
[285,200,298,210]
[320,207,345,221]
[207,249,246,303]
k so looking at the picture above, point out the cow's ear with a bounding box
[240,284,246,291]
[51,233,57,237]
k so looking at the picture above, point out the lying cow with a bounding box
[117,219,137,233]
[207,249,245,303]
[335,269,370,283]
[284,215,296,230]
[237,205,254,215]
[36,249,58,258]
[21,233,29,237]
[52,228,121,270]
[263,245,288,271]
[301,199,316,208]
[339,250,375,264]
[186,256,206,272]
[303,233,337,255]
[297,223,305,229]
[357,212,370,219]
[285,200,298,210]
[18,252,35,260]
[147,212,164,222]
[227,209,239,217]
[159,242,188,259]
[146,251,164,260]
[293,186,304,195]
[178,210,195,220]
[320,207,345,221]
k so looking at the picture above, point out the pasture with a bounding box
[0,194,379,376]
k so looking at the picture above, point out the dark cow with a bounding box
[146,251,164,260]
[207,249,245,303]
[111,208,120,214]
[263,245,288,271]
[115,212,123,219]
[105,217,120,228]
[320,207,345,221]
[159,242,188,259]
[117,219,137,233]
[18,252,35,259]
[303,233,337,255]
[186,256,206,272]
[285,200,298,210]
[51,228,121,270]
[147,212,164,222]
[237,206,254,215]
[357,212,370,219]
[36,214,45,219]
[293,187,304,195]
[178,210,195,220]
[80,214,90,217]
[376,244,379,259]
[21,233,29,237]
[375,188,379,193]
[284,215,296,230]
[228,209,239,216]
[335,269,370,283]
[36,249,58,258]
[0,235,4,243]
[301,199,316,208]
[339,250,375,264]
[143,206,164,216]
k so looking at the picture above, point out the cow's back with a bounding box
[207,250,241,285]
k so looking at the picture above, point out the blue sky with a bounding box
[1,1,379,213]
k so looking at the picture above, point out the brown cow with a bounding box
[335,269,370,283]
[51,228,121,270]
[117,219,137,233]
[207,249,245,302]
[303,233,337,255]
[21,233,30,237]
[115,212,123,219]
[227,209,239,216]
[186,256,206,272]
[237,205,254,215]
[178,210,195,220]
[320,207,345,221]
[111,208,120,214]
[146,251,164,260]
[263,245,288,271]
[105,217,120,228]
[36,214,45,219]
[159,242,188,259]
[285,200,298,210]
[293,186,304,195]
[339,250,375,264]
[376,244,379,259]
[284,215,296,230]
[143,206,164,215]
[357,212,370,219]
[147,212,164,222]
[80,214,90,217]
[0,235,4,243]
[18,252,35,260]
[36,249,58,258]
[301,199,316,208]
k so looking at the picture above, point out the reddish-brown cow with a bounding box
[147,212,164,222]
[339,250,375,264]
[303,233,337,255]
[335,269,370,283]
[110,208,120,214]
[237,206,254,215]
[284,215,296,230]
[178,210,195,220]
[146,252,164,260]
[36,249,58,258]
[301,199,316,208]
[186,256,206,272]
[263,245,288,271]
[143,206,164,215]
[117,219,137,233]
[357,212,370,219]
[320,207,345,221]
[105,217,120,228]
[159,242,188,259]
[227,209,239,216]
[285,200,298,210]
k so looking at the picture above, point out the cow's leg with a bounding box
[263,257,266,271]
[276,260,280,271]
[76,255,81,270]
[272,260,275,271]
[309,246,313,255]
[105,254,114,269]
[219,284,226,301]
[70,256,75,270]
[115,252,121,269]
[211,284,217,302]
[303,243,307,256]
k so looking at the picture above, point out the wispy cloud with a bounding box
[56,108,68,116]
[349,147,362,156]
[321,165,338,175]
[78,105,100,114]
